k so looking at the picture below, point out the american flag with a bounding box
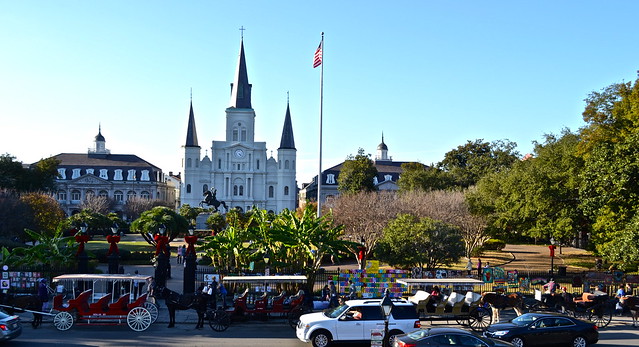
[313,41,322,68]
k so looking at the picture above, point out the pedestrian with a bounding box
[465,258,473,276]
[38,278,50,312]
[477,258,482,278]
[329,281,339,308]
[322,285,330,301]
[176,245,182,264]
[218,282,228,309]
[348,280,357,300]
[210,278,218,309]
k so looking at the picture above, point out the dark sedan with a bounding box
[484,312,598,347]
[0,310,21,341]
[394,327,514,347]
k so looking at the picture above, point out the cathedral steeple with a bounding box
[229,38,252,109]
[185,98,199,147]
[279,99,296,150]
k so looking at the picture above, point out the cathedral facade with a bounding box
[180,39,297,213]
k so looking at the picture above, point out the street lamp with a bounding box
[264,251,270,276]
[80,222,88,234]
[380,288,394,347]
[159,224,166,235]
[111,222,119,235]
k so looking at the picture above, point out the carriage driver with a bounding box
[38,278,50,312]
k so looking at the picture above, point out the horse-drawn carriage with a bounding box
[50,274,158,331]
[527,289,613,328]
[397,278,493,331]
[222,275,312,328]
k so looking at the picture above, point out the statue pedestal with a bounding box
[195,212,210,230]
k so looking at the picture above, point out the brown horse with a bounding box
[481,292,524,323]
[0,293,43,328]
[621,296,639,327]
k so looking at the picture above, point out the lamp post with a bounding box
[183,225,197,293]
[154,224,170,288]
[549,238,556,275]
[264,251,270,276]
[76,222,90,274]
[107,222,121,274]
[380,289,394,347]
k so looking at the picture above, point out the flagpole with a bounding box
[317,32,324,218]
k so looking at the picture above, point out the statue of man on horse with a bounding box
[200,188,228,213]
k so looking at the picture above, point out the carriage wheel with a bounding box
[143,301,159,324]
[208,309,231,332]
[127,307,152,331]
[588,305,612,328]
[468,307,492,332]
[53,311,74,331]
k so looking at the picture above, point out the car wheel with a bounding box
[311,330,332,347]
[385,329,403,346]
[572,336,587,347]
[511,337,525,347]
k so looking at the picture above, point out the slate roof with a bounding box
[52,153,160,169]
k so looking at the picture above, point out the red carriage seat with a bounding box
[53,294,71,311]
[270,291,287,311]
[254,292,269,311]
[108,294,130,315]
[89,294,111,312]
[128,293,147,310]
[68,289,92,313]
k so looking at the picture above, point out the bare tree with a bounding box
[327,191,399,268]
[124,198,171,221]
[79,195,114,215]
[398,190,488,258]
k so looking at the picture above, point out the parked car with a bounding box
[484,312,598,347]
[0,310,22,341]
[296,298,421,347]
[394,327,514,347]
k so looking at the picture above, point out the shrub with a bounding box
[482,239,506,251]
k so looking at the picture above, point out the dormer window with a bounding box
[127,169,136,181]
[141,170,150,181]
[86,169,94,175]
[57,168,66,179]
[72,168,81,179]
[99,169,108,179]
[114,169,123,180]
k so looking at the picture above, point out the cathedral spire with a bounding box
[229,36,252,109]
[185,98,199,147]
[279,99,296,150]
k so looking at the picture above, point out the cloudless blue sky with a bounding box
[2,1,638,184]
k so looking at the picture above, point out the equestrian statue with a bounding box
[200,188,228,213]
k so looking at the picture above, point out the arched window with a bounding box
[233,128,238,141]
[57,190,67,201]
[186,184,191,193]
[284,186,289,196]
[99,190,108,197]
[203,184,209,193]
[71,190,81,201]
[141,191,150,199]
[127,191,136,201]
[285,160,290,169]
[85,190,95,199]
[268,186,274,198]
[239,186,244,196]
[114,191,124,202]
[233,185,238,196]
[187,158,192,168]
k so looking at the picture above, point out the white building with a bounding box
[52,127,174,217]
[180,39,297,213]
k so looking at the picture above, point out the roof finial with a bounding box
[287,91,289,103]
[190,88,192,101]
[239,26,245,40]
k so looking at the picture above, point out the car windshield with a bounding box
[511,314,539,326]
[324,304,350,318]
[0,310,12,319]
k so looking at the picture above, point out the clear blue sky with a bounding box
[2,1,638,185]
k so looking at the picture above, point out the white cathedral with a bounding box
[180,39,297,213]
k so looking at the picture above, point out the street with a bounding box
[7,313,639,347]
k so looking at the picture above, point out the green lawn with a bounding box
[85,240,158,253]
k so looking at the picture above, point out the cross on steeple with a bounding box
[239,26,246,39]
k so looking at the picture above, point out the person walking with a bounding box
[322,285,330,301]
[348,280,357,300]
[477,258,482,278]
[329,281,339,308]
[465,258,473,276]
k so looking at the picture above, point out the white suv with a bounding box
[296,298,421,347]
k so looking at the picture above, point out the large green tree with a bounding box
[337,148,378,194]
[467,130,587,246]
[130,206,189,245]
[397,162,454,192]
[438,139,520,188]
[0,155,59,192]
[374,214,464,270]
